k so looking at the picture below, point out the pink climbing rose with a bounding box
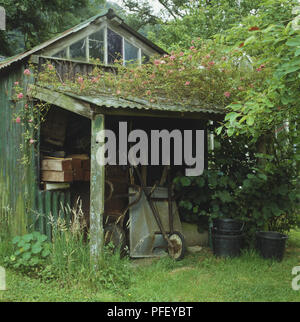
[224,91,231,98]
[15,117,21,123]
[77,76,84,84]
[17,93,24,99]
[24,69,31,76]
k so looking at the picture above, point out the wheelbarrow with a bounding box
[130,165,186,261]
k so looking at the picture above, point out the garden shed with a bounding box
[0,9,225,259]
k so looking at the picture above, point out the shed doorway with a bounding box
[39,106,207,257]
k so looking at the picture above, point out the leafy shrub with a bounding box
[174,132,300,244]
[4,232,51,274]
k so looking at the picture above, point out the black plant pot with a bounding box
[213,218,244,234]
[256,231,288,262]
[212,230,245,258]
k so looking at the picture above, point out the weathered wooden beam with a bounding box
[90,114,105,264]
[28,85,93,119]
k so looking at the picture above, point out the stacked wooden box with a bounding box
[41,155,90,186]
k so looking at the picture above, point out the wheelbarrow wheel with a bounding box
[168,232,186,261]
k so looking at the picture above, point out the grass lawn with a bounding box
[1,230,299,302]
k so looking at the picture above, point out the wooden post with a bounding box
[90,114,105,265]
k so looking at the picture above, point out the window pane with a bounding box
[142,52,150,64]
[70,38,86,61]
[125,40,139,65]
[52,49,67,58]
[89,29,104,63]
[107,28,123,64]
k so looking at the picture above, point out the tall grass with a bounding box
[0,201,13,264]
[47,198,131,292]
[48,198,90,282]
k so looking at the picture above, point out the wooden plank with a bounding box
[42,159,72,171]
[42,170,73,182]
[28,85,92,119]
[90,114,105,263]
[44,183,70,191]
[68,154,89,159]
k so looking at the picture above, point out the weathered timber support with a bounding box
[90,114,105,264]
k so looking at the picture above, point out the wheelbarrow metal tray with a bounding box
[129,186,182,258]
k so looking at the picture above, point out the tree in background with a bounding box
[120,0,262,50]
[0,0,105,57]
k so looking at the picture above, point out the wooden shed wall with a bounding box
[0,64,71,238]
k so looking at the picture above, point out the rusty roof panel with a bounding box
[64,91,225,115]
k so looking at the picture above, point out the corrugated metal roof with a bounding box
[0,9,166,71]
[64,91,225,115]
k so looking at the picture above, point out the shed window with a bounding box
[53,49,67,58]
[70,38,86,61]
[89,29,105,63]
[50,26,151,66]
[125,40,139,65]
[107,28,123,64]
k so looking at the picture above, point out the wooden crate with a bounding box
[42,158,72,171]
[42,170,73,182]
[73,168,84,181]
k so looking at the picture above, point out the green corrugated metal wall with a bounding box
[0,63,71,239]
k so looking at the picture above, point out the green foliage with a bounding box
[121,0,262,50]
[150,0,262,50]
[4,232,51,273]
[216,0,299,144]
[0,0,105,55]
[174,132,300,242]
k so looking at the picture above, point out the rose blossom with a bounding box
[24,69,31,76]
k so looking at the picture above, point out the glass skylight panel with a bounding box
[89,29,105,63]
[107,28,123,64]
[52,48,67,59]
[70,38,86,61]
[124,40,139,65]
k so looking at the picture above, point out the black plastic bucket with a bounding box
[212,227,243,236]
[212,232,244,258]
[213,218,244,235]
[256,231,288,262]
